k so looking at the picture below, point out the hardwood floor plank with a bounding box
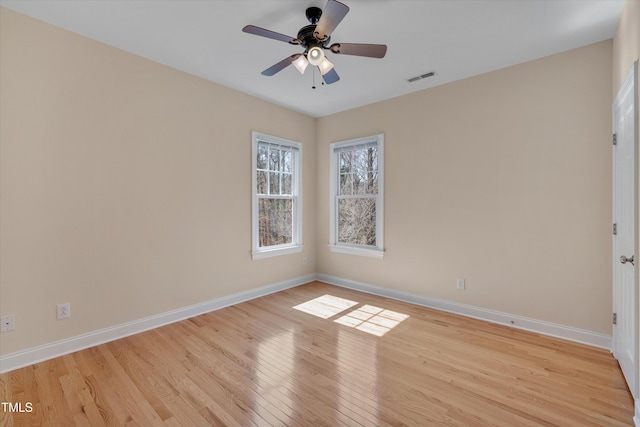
[59,355,106,427]
[32,358,76,426]
[0,281,634,426]
[100,346,168,425]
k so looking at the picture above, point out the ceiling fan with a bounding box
[242,0,387,85]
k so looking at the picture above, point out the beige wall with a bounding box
[0,8,316,355]
[613,0,639,96]
[317,40,613,334]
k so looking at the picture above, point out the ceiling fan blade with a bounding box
[329,43,387,58]
[314,0,350,41]
[242,25,299,44]
[262,55,301,76]
[322,67,340,85]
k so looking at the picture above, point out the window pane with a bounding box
[282,173,292,195]
[259,198,293,247]
[340,152,352,173]
[339,147,378,196]
[257,171,268,194]
[340,173,353,195]
[282,150,292,173]
[257,144,268,170]
[269,147,280,171]
[338,197,377,246]
[357,148,377,175]
[355,170,377,194]
[366,171,378,194]
[353,172,366,195]
[368,149,378,172]
[362,148,378,171]
[354,149,368,172]
[269,172,280,194]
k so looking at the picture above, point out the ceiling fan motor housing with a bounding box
[297,24,330,51]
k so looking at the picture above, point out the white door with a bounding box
[613,61,638,399]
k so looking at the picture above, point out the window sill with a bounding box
[252,245,303,260]
[329,245,384,259]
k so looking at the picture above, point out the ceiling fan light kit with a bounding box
[242,0,387,86]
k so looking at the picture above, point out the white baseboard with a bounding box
[1,272,613,373]
[317,274,612,350]
[0,274,316,374]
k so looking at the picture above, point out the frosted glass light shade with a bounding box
[307,46,324,66]
[292,55,309,74]
[318,57,334,75]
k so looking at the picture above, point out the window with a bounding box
[330,134,384,258]
[252,132,302,259]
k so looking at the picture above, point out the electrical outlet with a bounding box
[456,278,465,290]
[302,256,308,266]
[57,303,71,320]
[1,315,15,332]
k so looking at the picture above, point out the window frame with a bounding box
[251,131,303,260]
[329,134,384,259]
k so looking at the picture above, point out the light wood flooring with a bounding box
[0,281,634,426]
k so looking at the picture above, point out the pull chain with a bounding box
[312,66,316,89]
[311,67,325,89]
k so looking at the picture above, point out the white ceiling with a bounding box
[0,0,625,118]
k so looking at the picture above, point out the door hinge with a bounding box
[613,312,617,325]
[613,133,617,145]
[613,223,617,235]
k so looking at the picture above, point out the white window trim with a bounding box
[329,134,384,258]
[251,131,303,260]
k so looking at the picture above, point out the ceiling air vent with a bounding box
[407,71,436,83]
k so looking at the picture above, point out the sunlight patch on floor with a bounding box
[293,294,409,337]
[293,294,359,319]
[334,305,410,336]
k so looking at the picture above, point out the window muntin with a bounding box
[252,132,302,259]
[330,135,384,258]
